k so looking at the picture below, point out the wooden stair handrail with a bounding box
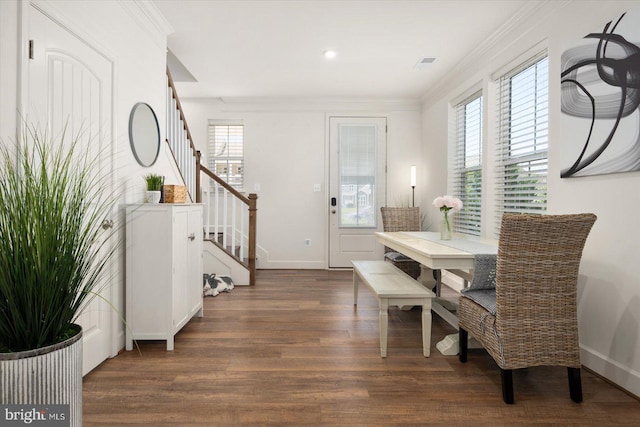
[167,67,198,158]
[200,164,258,286]
[200,165,251,205]
[166,67,198,202]
[167,68,258,285]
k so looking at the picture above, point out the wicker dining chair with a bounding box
[458,213,597,404]
[380,207,422,279]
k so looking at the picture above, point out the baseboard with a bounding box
[258,260,327,269]
[581,343,640,398]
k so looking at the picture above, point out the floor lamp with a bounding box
[410,165,416,207]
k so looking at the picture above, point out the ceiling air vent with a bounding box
[414,57,436,69]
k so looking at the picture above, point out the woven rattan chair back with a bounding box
[495,212,596,368]
[380,207,422,279]
[380,207,420,233]
[458,212,597,404]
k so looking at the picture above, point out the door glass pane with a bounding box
[339,124,377,228]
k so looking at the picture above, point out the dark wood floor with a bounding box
[83,270,640,426]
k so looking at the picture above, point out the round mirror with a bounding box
[129,102,160,167]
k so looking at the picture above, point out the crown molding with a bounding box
[120,0,174,49]
[210,97,422,113]
[420,0,569,105]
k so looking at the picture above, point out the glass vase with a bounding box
[440,211,452,240]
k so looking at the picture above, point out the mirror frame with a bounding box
[128,102,160,167]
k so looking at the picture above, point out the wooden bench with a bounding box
[352,260,435,357]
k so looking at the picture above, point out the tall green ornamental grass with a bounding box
[0,125,117,352]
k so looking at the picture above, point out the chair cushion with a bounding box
[460,288,496,315]
[384,251,413,263]
[466,254,497,290]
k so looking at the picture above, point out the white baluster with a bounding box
[214,181,219,246]
[231,196,237,257]
[240,202,246,260]
[172,99,178,153]
[205,185,211,240]
[223,188,228,249]
[166,86,170,141]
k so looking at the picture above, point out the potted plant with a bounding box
[144,173,163,203]
[0,125,117,426]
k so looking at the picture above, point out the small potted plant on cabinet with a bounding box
[144,173,163,203]
[0,124,118,426]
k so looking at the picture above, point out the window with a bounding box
[207,122,244,190]
[339,124,377,228]
[495,52,548,235]
[452,91,483,236]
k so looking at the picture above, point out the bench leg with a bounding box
[353,270,359,306]
[379,298,388,357]
[434,269,442,297]
[421,300,432,357]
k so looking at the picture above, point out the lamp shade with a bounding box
[410,165,417,187]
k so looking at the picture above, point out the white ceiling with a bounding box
[154,0,534,100]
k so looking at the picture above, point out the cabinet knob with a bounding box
[188,233,195,241]
[101,219,114,230]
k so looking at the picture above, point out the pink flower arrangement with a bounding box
[432,195,463,213]
[433,195,462,239]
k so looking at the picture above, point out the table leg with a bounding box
[379,298,388,357]
[421,300,432,357]
[436,333,483,355]
[353,271,359,305]
[434,269,442,297]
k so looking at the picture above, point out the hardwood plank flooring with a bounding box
[83,270,640,425]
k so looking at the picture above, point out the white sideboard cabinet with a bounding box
[125,204,203,351]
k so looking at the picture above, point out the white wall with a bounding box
[0,0,176,356]
[420,0,640,396]
[0,1,19,146]
[5,0,635,395]
[180,98,422,269]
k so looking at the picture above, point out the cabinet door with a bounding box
[187,206,203,315]
[172,208,191,328]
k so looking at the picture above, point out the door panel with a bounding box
[329,117,386,267]
[339,234,377,252]
[28,6,115,375]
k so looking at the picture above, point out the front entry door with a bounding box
[27,5,115,375]
[329,117,386,268]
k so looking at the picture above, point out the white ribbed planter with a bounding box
[1,325,83,426]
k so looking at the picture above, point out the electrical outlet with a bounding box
[304,238,311,247]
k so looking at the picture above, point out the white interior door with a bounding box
[329,117,386,268]
[27,5,115,375]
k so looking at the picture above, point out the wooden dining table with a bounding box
[375,231,498,355]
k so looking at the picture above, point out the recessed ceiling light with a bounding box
[324,50,337,59]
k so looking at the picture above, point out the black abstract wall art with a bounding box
[560,8,640,178]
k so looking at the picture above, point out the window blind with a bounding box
[339,124,377,228]
[207,123,244,190]
[495,52,548,236]
[451,91,483,236]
